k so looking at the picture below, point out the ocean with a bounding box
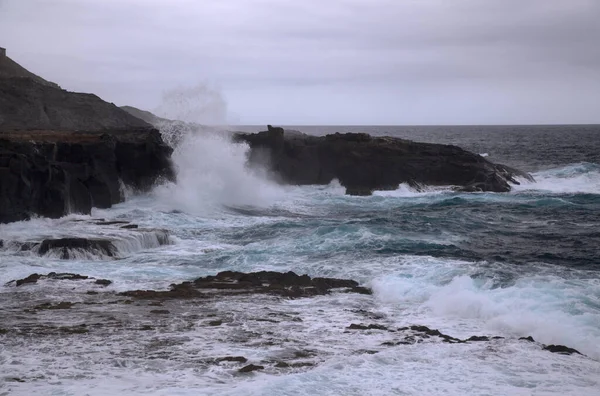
[1,125,599,395]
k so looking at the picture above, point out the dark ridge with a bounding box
[233,125,534,195]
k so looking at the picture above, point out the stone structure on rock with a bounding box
[0,47,6,58]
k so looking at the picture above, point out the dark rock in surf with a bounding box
[120,270,371,299]
[15,273,42,287]
[238,364,264,373]
[347,323,389,331]
[543,344,582,355]
[38,238,116,259]
[233,126,534,195]
[7,272,111,287]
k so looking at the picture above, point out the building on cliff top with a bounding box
[0,47,6,58]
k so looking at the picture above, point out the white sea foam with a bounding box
[154,127,285,215]
[513,162,600,195]
[370,256,600,360]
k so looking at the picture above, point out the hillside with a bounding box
[0,50,150,131]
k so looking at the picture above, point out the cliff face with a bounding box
[0,53,174,223]
[0,129,174,223]
[234,126,533,195]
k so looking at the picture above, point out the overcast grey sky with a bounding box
[1,0,599,124]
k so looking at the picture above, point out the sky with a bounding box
[1,0,599,125]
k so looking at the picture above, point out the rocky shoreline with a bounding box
[0,269,584,382]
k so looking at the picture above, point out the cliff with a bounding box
[234,126,533,195]
[0,52,174,223]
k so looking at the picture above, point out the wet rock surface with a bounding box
[0,270,588,388]
[121,270,373,299]
[233,126,534,195]
[0,129,174,223]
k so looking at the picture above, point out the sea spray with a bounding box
[513,162,600,195]
[154,127,285,214]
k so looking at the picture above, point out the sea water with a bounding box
[1,125,599,395]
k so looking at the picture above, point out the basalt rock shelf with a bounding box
[234,126,534,195]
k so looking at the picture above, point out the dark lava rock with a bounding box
[543,344,582,355]
[15,273,42,286]
[121,270,371,300]
[8,272,111,287]
[95,221,130,226]
[347,323,389,331]
[274,361,315,368]
[239,364,264,373]
[466,336,491,342]
[208,319,223,326]
[38,238,116,259]
[233,126,534,195]
[520,336,536,342]
[121,224,139,229]
[398,325,463,343]
[0,128,174,223]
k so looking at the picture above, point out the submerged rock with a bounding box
[233,126,534,195]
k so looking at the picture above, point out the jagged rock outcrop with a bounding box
[0,52,174,223]
[234,126,533,195]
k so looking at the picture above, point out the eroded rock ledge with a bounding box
[234,126,534,195]
[0,129,174,223]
